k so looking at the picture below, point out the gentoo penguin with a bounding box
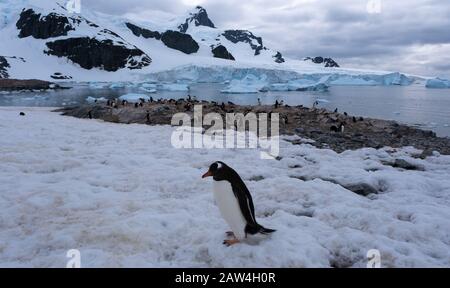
[313,101,319,108]
[257,98,261,106]
[202,162,276,246]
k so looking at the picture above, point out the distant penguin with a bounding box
[220,102,226,110]
[359,117,364,122]
[19,112,26,116]
[107,100,111,106]
[88,111,93,119]
[188,94,192,101]
[353,116,357,123]
[150,97,154,103]
[258,98,261,106]
[313,101,319,108]
[134,103,139,108]
[280,100,284,106]
[344,112,348,116]
[340,122,345,133]
[275,100,279,109]
[202,162,276,246]
[334,108,338,113]
[146,111,150,123]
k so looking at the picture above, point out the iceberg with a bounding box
[89,83,107,89]
[141,83,157,89]
[426,78,450,89]
[109,83,126,89]
[86,96,107,103]
[139,87,157,93]
[268,77,330,92]
[118,93,151,103]
[158,83,190,92]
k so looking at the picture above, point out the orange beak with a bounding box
[202,170,213,179]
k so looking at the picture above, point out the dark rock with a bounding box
[126,22,161,40]
[16,9,75,39]
[304,56,340,68]
[211,45,235,60]
[45,37,151,71]
[51,72,72,80]
[273,52,285,63]
[161,31,199,54]
[222,30,264,56]
[342,183,378,196]
[0,56,10,79]
[392,159,424,171]
[19,112,26,116]
[0,79,55,91]
[178,6,215,33]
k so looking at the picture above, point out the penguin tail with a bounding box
[258,225,276,235]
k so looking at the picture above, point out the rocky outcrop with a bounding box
[51,72,72,80]
[178,6,215,33]
[45,37,151,71]
[273,52,285,63]
[0,79,57,91]
[16,9,76,39]
[161,31,199,54]
[222,30,265,56]
[0,56,10,78]
[304,57,340,68]
[211,45,235,60]
[126,22,161,40]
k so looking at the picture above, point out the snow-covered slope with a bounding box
[0,0,436,87]
[1,107,450,267]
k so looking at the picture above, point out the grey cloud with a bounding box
[83,0,450,77]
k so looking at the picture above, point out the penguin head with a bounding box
[202,161,228,181]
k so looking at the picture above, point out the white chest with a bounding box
[213,180,247,239]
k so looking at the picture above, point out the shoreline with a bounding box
[56,99,450,157]
[0,79,69,91]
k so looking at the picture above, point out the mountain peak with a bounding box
[178,6,215,33]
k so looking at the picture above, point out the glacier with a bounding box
[149,65,417,94]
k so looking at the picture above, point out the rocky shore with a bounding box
[56,99,450,157]
[0,79,63,91]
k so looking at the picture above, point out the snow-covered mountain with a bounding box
[0,0,289,81]
[0,0,437,88]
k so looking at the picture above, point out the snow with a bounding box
[118,93,150,103]
[426,78,450,89]
[1,107,450,268]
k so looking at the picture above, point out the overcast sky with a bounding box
[84,0,450,77]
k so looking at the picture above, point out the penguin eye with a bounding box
[210,163,218,172]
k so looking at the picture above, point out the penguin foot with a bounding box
[226,231,235,237]
[223,238,240,247]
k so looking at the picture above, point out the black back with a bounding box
[209,162,258,231]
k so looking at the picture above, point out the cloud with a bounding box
[83,0,450,77]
